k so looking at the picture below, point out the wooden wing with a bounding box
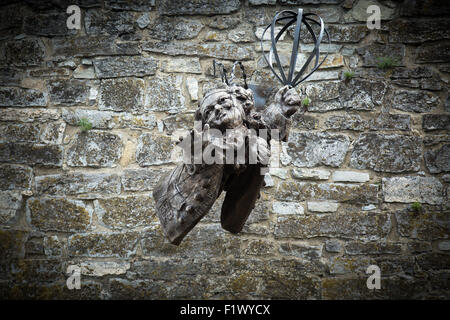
[220,164,265,234]
[153,163,224,245]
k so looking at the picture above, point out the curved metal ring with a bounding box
[260,9,331,88]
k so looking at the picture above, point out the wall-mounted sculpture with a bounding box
[153,9,330,245]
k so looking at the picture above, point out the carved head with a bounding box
[197,85,254,131]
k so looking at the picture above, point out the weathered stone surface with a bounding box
[391,66,433,79]
[272,201,304,215]
[136,13,150,29]
[105,0,155,11]
[438,241,450,251]
[27,197,92,232]
[369,114,411,131]
[43,235,64,257]
[68,232,139,258]
[325,239,342,253]
[291,114,319,130]
[249,0,276,4]
[0,108,60,123]
[66,131,123,168]
[63,109,156,130]
[347,0,394,21]
[161,113,195,135]
[244,239,275,256]
[0,191,22,223]
[108,278,168,299]
[0,279,103,299]
[52,36,139,58]
[24,13,76,36]
[73,65,95,79]
[350,133,422,173]
[423,135,450,146]
[143,224,242,259]
[136,133,174,166]
[0,87,47,107]
[400,0,450,17]
[388,18,450,43]
[47,80,90,106]
[276,182,379,203]
[383,176,443,205]
[423,114,450,131]
[395,207,448,241]
[79,261,130,277]
[279,242,322,260]
[186,77,198,101]
[147,17,203,41]
[255,26,286,41]
[0,122,65,144]
[93,56,157,79]
[161,58,201,74]
[205,16,240,30]
[307,201,339,213]
[408,241,432,253]
[322,275,428,299]
[356,44,405,67]
[0,143,63,167]
[279,0,344,4]
[340,79,387,111]
[332,171,369,183]
[392,89,440,113]
[94,196,155,229]
[229,26,255,43]
[0,67,22,86]
[143,41,254,61]
[325,114,368,131]
[159,0,240,15]
[5,39,45,67]
[121,168,170,192]
[0,4,22,31]
[0,164,32,192]
[99,78,144,113]
[85,10,134,36]
[416,42,450,63]
[344,241,402,255]
[285,131,350,167]
[425,144,450,173]
[304,81,341,112]
[274,211,391,240]
[36,172,121,197]
[416,253,450,271]
[144,75,185,113]
[291,168,330,181]
[324,24,370,43]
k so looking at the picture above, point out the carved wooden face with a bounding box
[200,87,247,130]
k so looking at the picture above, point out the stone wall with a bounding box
[0,0,449,299]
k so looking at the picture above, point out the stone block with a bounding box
[136,133,174,166]
[383,176,443,205]
[94,196,155,229]
[36,172,121,197]
[145,75,185,113]
[274,211,391,240]
[0,164,32,192]
[66,131,123,168]
[285,131,350,167]
[350,133,422,173]
[27,197,92,232]
[99,78,144,113]
[0,87,47,107]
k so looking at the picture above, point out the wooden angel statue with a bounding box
[153,9,330,245]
